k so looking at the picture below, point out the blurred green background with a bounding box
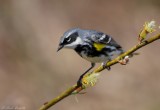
[0,0,160,110]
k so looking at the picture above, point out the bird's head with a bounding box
[57,28,83,51]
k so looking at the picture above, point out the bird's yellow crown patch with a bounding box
[93,43,106,51]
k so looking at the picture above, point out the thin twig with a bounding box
[39,34,160,110]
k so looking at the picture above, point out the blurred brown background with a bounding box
[0,0,160,110]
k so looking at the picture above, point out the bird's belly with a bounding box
[81,53,110,63]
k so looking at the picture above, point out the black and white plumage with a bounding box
[57,28,124,85]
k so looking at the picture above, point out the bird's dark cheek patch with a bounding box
[68,38,75,44]
[62,39,70,45]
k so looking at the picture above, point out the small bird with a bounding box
[57,28,124,85]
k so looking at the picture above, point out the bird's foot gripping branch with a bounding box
[39,20,160,110]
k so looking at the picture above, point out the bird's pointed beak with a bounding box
[57,45,64,52]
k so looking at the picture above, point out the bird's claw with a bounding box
[102,63,111,70]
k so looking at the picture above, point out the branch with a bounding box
[40,20,159,110]
[94,33,160,73]
[39,33,160,110]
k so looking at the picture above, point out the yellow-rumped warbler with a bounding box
[57,28,124,85]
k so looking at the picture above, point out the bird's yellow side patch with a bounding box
[93,43,106,51]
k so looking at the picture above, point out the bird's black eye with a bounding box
[63,37,71,45]
[66,37,71,42]
[64,32,78,44]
